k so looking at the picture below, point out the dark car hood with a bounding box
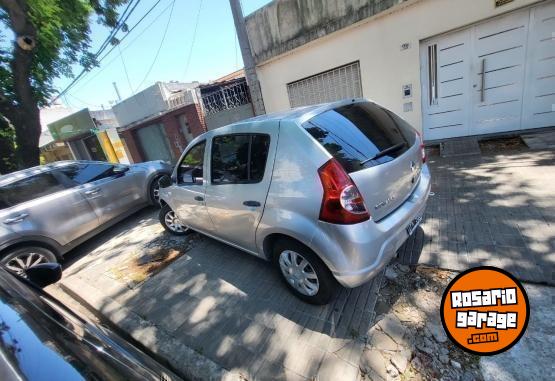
[0,270,181,381]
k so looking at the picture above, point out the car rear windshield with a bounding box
[302,102,416,173]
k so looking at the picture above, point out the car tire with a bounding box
[1,246,58,276]
[273,238,336,305]
[149,175,163,206]
[159,204,191,236]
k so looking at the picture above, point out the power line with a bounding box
[118,45,134,95]
[69,0,174,94]
[95,0,141,57]
[52,0,163,103]
[182,0,203,80]
[67,93,102,108]
[133,0,176,92]
[96,0,165,63]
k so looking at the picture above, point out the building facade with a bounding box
[199,69,255,131]
[47,108,130,163]
[245,0,555,141]
[114,82,207,163]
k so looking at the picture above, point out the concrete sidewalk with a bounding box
[53,146,555,380]
[58,210,382,380]
[399,149,555,285]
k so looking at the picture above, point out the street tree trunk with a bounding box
[0,0,42,169]
[11,105,42,168]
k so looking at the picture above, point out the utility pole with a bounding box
[229,0,266,116]
[112,82,122,102]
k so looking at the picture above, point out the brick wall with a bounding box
[119,130,143,163]
[118,102,208,163]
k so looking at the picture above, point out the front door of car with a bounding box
[204,126,277,253]
[167,140,213,232]
[58,163,143,224]
[0,171,98,246]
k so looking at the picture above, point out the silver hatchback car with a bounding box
[0,160,172,274]
[159,99,431,304]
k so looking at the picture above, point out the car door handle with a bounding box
[3,213,29,225]
[194,196,204,202]
[84,188,101,195]
[243,201,261,207]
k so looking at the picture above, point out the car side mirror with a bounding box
[113,165,130,176]
[26,263,62,288]
[158,175,172,188]
[181,173,194,184]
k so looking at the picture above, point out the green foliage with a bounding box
[0,0,128,107]
[0,0,128,169]
[0,116,16,174]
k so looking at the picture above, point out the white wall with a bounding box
[255,0,542,133]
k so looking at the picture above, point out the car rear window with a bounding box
[302,102,416,173]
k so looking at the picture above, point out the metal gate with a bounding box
[287,62,363,108]
[420,1,555,140]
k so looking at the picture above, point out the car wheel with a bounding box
[149,176,163,206]
[273,238,336,305]
[159,204,191,235]
[1,246,58,277]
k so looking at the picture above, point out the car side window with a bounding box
[0,172,66,209]
[211,134,270,185]
[58,163,115,185]
[178,141,205,185]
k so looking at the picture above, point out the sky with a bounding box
[52,0,272,111]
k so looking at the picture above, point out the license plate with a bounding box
[406,215,423,236]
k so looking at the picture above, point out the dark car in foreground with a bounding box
[0,264,181,380]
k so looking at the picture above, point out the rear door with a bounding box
[303,102,421,221]
[204,125,277,252]
[0,171,98,246]
[58,163,143,224]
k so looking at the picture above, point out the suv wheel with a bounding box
[159,204,191,235]
[273,238,336,305]
[1,246,58,277]
[150,176,163,206]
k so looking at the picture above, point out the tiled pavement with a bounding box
[60,210,382,380]
[57,147,555,380]
[399,149,555,285]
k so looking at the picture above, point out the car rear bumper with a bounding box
[313,165,431,288]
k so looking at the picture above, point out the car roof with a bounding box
[233,98,367,126]
[183,98,370,152]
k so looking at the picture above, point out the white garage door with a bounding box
[287,62,363,108]
[421,1,555,140]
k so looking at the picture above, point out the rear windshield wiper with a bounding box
[360,142,406,165]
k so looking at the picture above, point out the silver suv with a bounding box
[0,160,172,274]
[159,99,431,304]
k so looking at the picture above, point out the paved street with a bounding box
[400,148,555,285]
[60,208,382,380]
[52,146,555,380]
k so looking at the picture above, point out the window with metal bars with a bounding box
[286,62,363,108]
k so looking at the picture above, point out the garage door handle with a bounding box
[3,213,29,225]
[194,196,204,202]
[243,201,261,207]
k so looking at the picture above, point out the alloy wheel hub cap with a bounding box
[5,252,47,276]
[279,250,319,296]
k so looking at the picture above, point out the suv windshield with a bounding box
[302,102,416,173]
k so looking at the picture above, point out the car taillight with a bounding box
[416,130,426,163]
[317,159,370,224]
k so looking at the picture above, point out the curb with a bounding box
[59,276,241,381]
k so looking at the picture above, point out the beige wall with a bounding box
[255,0,542,132]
